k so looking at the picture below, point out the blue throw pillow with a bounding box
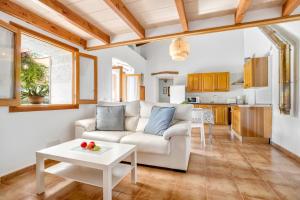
[144,106,176,136]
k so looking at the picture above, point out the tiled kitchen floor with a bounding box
[1,126,300,200]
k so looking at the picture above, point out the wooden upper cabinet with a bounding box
[187,73,202,92]
[187,72,229,92]
[187,74,194,92]
[202,73,215,92]
[244,57,268,88]
[214,72,230,91]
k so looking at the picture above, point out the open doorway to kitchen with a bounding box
[158,78,173,103]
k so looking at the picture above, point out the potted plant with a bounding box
[21,52,49,104]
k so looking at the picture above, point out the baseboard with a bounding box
[271,141,300,163]
[0,159,57,183]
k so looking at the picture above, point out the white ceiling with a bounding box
[11,0,293,46]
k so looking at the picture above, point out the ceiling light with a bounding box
[169,37,190,61]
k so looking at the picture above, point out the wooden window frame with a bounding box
[8,22,80,112]
[77,52,98,104]
[124,74,142,102]
[112,66,124,102]
[0,20,21,106]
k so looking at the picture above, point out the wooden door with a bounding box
[215,72,229,91]
[202,73,215,91]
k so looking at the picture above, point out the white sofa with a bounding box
[75,101,192,171]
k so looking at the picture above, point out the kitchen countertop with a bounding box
[233,104,272,107]
[188,102,272,107]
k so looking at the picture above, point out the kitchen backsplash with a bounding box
[187,85,245,103]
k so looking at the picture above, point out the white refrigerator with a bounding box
[170,85,186,104]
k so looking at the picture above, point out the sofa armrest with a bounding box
[75,118,96,138]
[163,121,191,140]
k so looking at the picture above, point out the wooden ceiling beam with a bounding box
[39,0,110,44]
[104,0,145,38]
[86,13,300,51]
[0,0,87,48]
[175,0,189,31]
[235,0,252,24]
[282,0,300,16]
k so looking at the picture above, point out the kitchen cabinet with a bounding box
[214,72,230,91]
[231,106,272,143]
[187,72,230,92]
[187,74,202,92]
[231,106,241,135]
[244,57,268,88]
[202,73,215,92]
[214,106,229,125]
[193,104,229,125]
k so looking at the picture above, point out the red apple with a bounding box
[81,141,87,148]
[87,142,95,150]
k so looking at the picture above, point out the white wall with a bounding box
[243,25,300,156]
[0,11,147,176]
[141,30,245,102]
[0,12,99,176]
[90,46,146,101]
[272,22,300,156]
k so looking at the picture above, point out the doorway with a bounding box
[158,78,173,103]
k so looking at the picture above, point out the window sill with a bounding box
[9,104,79,112]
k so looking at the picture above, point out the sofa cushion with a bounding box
[98,101,140,131]
[120,132,170,155]
[82,131,134,143]
[96,105,125,131]
[136,117,149,132]
[144,106,176,136]
[98,101,140,117]
[140,101,192,121]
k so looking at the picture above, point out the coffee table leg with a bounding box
[103,167,112,200]
[131,150,137,184]
[36,154,45,194]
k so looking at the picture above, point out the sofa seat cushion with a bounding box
[120,132,170,155]
[82,131,134,143]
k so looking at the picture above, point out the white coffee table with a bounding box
[36,139,137,200]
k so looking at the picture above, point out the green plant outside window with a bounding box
[21,52,49,104]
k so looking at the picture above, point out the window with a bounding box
[20,34,74,105]
[112,65,142,102]
[0,20,20,106]
[78,53,98,104]
[7,23,97,112]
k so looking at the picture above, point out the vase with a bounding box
[28,96,44,104]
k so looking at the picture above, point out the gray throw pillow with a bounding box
[96,106,125,131]
[144,106,176,136]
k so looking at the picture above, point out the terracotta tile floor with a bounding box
[1,125,300,200]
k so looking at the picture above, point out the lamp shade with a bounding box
[169,37,190,61]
